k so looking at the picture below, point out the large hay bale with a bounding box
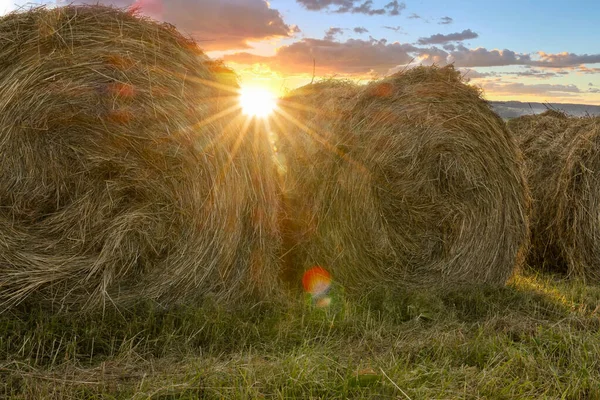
[277,80,360,283]
[508,111,600,281]
[278,66,530,294]
[0,5,281,311]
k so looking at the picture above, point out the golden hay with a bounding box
[277,80,360,284]
[278,66,530,294]
[508,111,600,281]
[0,5,281,311]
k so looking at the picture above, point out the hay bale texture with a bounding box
[277,80,360,284]
[508,111,600,281]
[0,5,281,311]
[278,66,530,293]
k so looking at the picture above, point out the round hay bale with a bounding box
[276,80,361,283]
[278,66,530,294]
[508,111,600,281]
[506,109,569,136]
[0,5,281,311]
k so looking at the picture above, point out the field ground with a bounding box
[1,271,600,399]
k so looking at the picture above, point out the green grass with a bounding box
[1,272,600,399]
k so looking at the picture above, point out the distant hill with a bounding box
[490,101,600,120]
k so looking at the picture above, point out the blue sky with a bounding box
[1,0,599,103]
[224,0,600,103]
[274,0,600,54]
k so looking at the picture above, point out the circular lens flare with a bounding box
[239,86,276,118]
[315,297,332,308]
[302,266,331,296]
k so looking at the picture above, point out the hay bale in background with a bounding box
[278,66,530,294]
[508,111,600,281]
[506,109,569,136]
[0,5,281,311]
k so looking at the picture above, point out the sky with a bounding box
[1,0,599,104]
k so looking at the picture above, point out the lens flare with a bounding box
[302,266,331,296]
[315,297,332,308]
[239,86,276,118]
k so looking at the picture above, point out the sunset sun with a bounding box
[239,86,277,118]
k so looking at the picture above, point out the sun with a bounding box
[239,86,277,118]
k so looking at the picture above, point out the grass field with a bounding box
[1,271,599,399]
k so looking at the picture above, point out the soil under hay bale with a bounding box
[0,5,281,312]
[508,111,600,281]
[278,66,530,294]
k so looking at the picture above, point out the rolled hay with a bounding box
[508,111,600,281]
[277,66,530,294]
[506,109,569,136]
[276,80,361,283]
[0,5,281,311]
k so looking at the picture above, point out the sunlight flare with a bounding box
[239,86,277,118]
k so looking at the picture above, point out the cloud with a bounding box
[447,46,532,68]
[383,25,404,32]
[415,46,533,68]
[504,69,568,78]
[416,46,600,69]
[413,46,449,65]
[353,26,369,34]
[480,81,581,96]
[417,29,478,45]
[344,0,386,15]
[458,68,495,79]
[384,0,406,16]
[225,37,418,74]
[324,27,344,40]
[55,0,296,51]
[295,0,351,10]
[227,40,596,76]
[296,0,404,15]
[591,83,595,87]
[530,52,600,68]
[438,16,453,25]
[589,88,600,93]
[578,66,600,74]
[408,13,422,19]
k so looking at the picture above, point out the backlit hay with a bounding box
[278,66,529,294]
[276,81,360,283]
[0,5,281,311]
[508,111,600,281]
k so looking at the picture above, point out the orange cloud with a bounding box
[530,52,600,68]
[225,38,417,75]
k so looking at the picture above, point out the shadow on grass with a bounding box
[358,272,583,323]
